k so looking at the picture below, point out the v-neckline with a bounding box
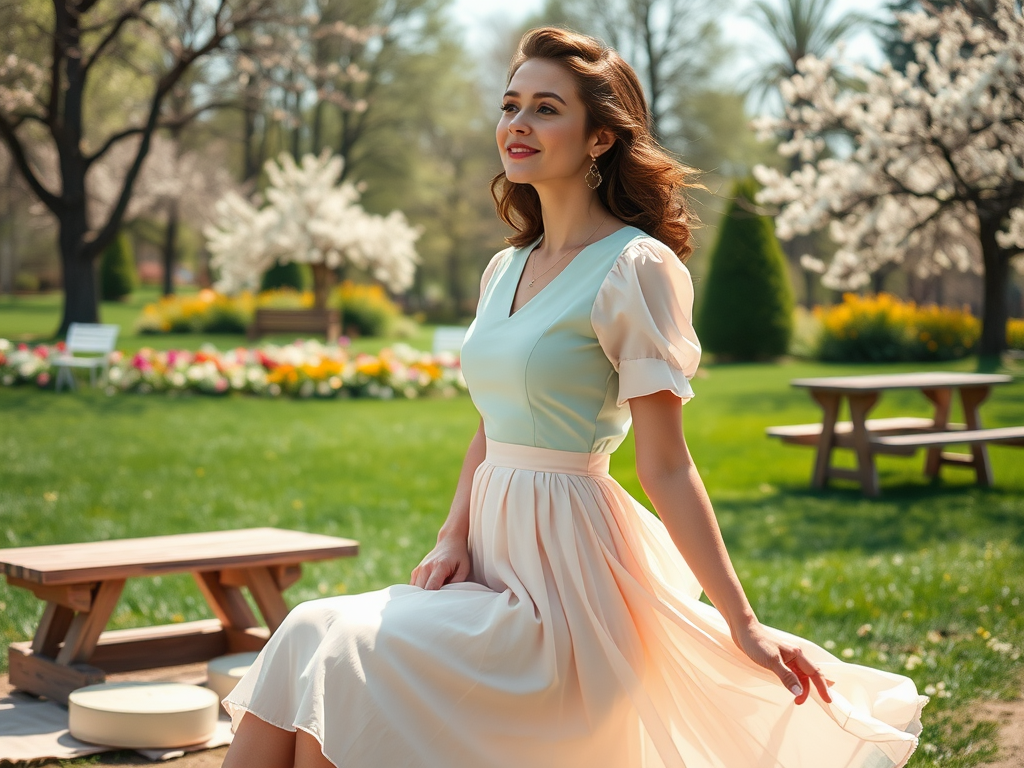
[506,226,631,319]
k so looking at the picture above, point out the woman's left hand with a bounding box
[731,621,835,705]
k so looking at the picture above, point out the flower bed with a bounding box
[0,339,466,400]
[815,293,981,362]
[136,282,404,337]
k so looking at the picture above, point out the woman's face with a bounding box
[497,58,597,188]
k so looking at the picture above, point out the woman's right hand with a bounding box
[410,535,471,590]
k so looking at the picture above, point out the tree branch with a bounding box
[82,0,159,75]
[84,0,275,259]
[0,111,60,211]
[84,100,238,167]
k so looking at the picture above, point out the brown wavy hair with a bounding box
[491,27,701,262]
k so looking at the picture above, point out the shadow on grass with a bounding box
[716,482,1024,560]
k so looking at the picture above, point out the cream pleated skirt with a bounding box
[223,438,928,768]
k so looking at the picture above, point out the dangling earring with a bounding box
[585,155,602,190]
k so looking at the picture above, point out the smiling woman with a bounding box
[219,26,928,768]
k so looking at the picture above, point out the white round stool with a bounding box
[68,682,220,749]
[206,651,260,700]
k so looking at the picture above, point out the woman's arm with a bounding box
[629,390,833,705]
[410,417,486,590]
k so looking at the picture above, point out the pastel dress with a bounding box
[223,226,929,768]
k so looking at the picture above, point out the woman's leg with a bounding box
[294,728,337,768]
[222,712,296,768]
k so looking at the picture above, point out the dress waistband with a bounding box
[484,438,611,477]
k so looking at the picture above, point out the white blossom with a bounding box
[205,151,421,294]
[754,0,1024,303]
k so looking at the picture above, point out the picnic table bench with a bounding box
[1,528,358,704]
[767,372,1024,496]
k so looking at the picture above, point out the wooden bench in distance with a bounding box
[1,528,358,703]
[248,308,341,343]
[870,426,1024,485]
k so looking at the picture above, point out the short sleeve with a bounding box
[592,237,701,407]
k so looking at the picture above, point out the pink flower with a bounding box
[16,343,28,351]
[37,372,50,387]
[215,379,228,392]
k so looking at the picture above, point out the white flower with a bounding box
[207,151,421,294]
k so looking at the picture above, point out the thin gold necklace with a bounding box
[528,219,604,289]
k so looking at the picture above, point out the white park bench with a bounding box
[432,325,468,355]
[54,323,120,392]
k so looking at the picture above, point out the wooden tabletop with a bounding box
[789,372,1013,393]
[0,528,359,585]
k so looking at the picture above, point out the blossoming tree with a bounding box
[205,151,421,307]
[753,0,1024,358]
[0,1,372,335]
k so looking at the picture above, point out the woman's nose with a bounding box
[509,114,529,134]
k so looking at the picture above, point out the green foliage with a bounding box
[260,260,310,291]
[330,281,402,337]
[100,231,137,301]
[696,178,794,359]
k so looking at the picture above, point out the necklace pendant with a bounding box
[528,279,535,288]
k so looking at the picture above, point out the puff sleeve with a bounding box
[592,237,701,407]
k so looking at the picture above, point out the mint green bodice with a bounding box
[461,226,650,455]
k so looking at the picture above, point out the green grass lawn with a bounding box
[2,293,1024,765]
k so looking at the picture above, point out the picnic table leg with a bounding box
[960,386,994,486]
[55,579,126,665]
[810,391,842,489]
[921,388,952,478]
[194,570,261,629]
[848,393,881,497]
[32,602,75,658]
[242,567,291,632]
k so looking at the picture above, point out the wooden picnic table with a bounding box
[1,527,358,703]
[767,372,1024,496]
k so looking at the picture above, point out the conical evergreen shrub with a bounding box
[100,231,137,301]
[696,177,794,360]
[260,259,309,292]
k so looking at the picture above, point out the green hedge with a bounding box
[100,231,137,301]
[696,177,793,360]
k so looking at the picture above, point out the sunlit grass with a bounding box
[1,357,1022,766]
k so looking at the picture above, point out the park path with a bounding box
[0,667,1021,766]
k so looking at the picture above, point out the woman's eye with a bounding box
[537,105,556,114]
[500,103,517,113]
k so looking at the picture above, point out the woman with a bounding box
[223,27,927,768]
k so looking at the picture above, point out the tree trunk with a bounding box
[162,199,179,296]
[243,99,259,181]
[311,262,333,310]
[58,209,99,336]
[977,209,1010,362]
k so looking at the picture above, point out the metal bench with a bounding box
[1,528,358,703]
[53,323,120,391]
